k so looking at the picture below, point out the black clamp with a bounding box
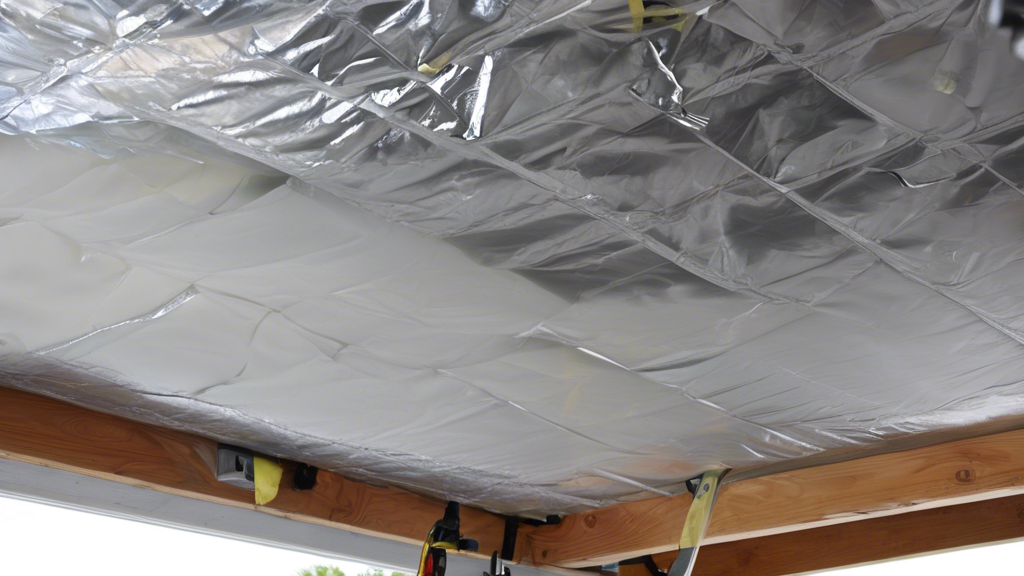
[620,556,667,576]
[293,463,319,491]
[500,517,519,562]
[416,502,479,576]
[488,514,560,575]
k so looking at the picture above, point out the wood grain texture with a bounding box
[522,493,694,566]
[0,386,514,560]
[639,492,1024,576]
[528,427,1024,567]
[9,383,1024,573]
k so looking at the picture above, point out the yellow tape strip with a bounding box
[671,11,695,32]
[627,0,646,32]
[417,52,453,75]
[254,455,284,506]
[627,2,694,33]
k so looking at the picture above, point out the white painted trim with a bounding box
[0,458,558,576]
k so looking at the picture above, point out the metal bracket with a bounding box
[666,468,728,576]
[520,515,562,527]
[484,551,512,576]
[216,444,255,490]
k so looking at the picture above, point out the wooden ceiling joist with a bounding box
[0,386,515,562]
[621,491,1024,576]
[4,383,1024,574]
[526,425,1024,567]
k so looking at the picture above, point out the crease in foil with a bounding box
[35,288,200,355]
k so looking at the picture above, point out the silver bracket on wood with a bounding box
[216,444,255,490]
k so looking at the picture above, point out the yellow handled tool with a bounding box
[666,468,728,576]
[416,502,479,576]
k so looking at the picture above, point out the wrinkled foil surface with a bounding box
[3,0,1024,516]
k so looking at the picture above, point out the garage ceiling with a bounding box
[2,0,1024,517]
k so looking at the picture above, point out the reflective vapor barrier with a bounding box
[2,0,1024,516]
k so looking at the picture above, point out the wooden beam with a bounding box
[0,386,515,561]
[9,382,1024,573]
[524,493,694,566]
[626,491,1024,576]
[527,425,1024,567]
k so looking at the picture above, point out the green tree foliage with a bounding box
[298,566,346,576]
[300,565,409,576]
